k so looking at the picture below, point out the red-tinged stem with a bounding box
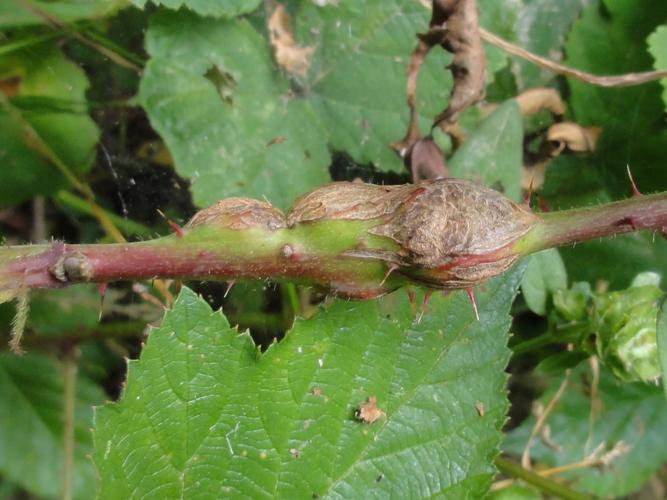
[0,221,405,300]
[514,192,667,255]
[1,191,667,302]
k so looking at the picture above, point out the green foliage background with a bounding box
[0,0,666,498]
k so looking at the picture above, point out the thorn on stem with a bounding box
[380,263,399,286]
[522,176,535,208]
[97,282,108,321]
[466,288,480,321]
[9,289,29,355]
[417,290,432,324]
[224,280,235,298]
[626,165,642,197]
[406,287,416,316]
[157,209,186,238]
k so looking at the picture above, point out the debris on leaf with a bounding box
[475,400,484,417]
[268,3,315,77]
[355,395,385,425]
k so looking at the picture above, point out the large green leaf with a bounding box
[0,44,99,206]
[140,11,331,209]
[449,99,523,201]
[0,352,105,499]
[504,365,667,498]
[131,0,260,18]
[139,3,451,208]
[139,1,523,209]
[94,267,524,498]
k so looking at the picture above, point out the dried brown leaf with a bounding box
[514,88,566,117]
[432,0,486,127]
[547,122,602,154]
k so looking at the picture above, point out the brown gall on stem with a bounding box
[290,178,538,292]
[187,197,286,230]
[9,179,664,307]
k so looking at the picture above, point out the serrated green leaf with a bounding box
[648,23,667,110]
[449,99,523,201]
[504,364,667,498]
[0,352,105,499]
[0,0,125,28]
[139,2,463,208]
[657,296,667,400]
[94,268,524,498]
[131,0,260,18]
[0,44,99,206]
[139,2,530,209]
[521,249,567,316]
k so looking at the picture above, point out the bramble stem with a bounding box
[494,456,591,500]
[514,192,667,254]
[1,189,666,302]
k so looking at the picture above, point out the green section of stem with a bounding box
[0,219,405,300]
[494,456,591,500]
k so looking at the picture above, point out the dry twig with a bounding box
[479,27,667,88]
[521,370,571,469]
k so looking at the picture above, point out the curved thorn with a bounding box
[626,164,642,197]
[466,288,480,321]
[522,176,535,208]
[417,290,432,324]
[406,287,416,316]
[157,209,186,238]
[380,263,399,286]
[97,282,108,321]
